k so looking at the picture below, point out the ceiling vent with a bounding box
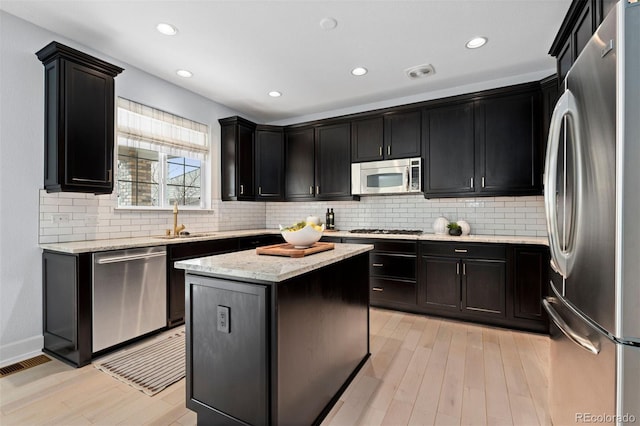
[405,64,436,79]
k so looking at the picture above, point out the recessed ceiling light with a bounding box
[466,36,488,49]
[268,91,282,97]
[156,23,178,36]
[351,67,368,76]
[176,69,192,78]
[405,64,436,79]
[319,17,338,31]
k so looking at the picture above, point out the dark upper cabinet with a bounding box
[423,102,475,195]
[255,126,284,201]
[36,42,123,194]
[351,110,421,162]
[423,84,541,198]
[285,127,315,200]
[383,109,421,159]
[549,0,616,85]
[315,122,352,200]
[476,89,541,195]
[219,116,256,201]
[351,117,384,162]
[541,75,560,162]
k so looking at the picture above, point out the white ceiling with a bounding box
[1,0,570,123]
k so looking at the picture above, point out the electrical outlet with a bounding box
[51,213,70,223]
[217,306,230,333]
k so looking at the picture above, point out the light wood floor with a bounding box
[0,308,550,426]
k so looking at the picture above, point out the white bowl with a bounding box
[280,223,324,248]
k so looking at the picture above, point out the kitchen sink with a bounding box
[153,232,217,239]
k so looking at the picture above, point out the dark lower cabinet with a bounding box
[185,253,370,425]
[343,238,418,310]
[420,248,506,320]
[417,241,547,332]
[42,251,92,367]
[167,239,238,327]
[511,245,550,329]
[421,256,460,311]
[462,259,506,316]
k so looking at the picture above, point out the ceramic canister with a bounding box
[433,217,449,235]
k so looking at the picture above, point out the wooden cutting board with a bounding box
[256,242,335,258]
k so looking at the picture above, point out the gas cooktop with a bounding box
[349,229,423,235]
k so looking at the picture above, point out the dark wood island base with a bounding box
[179,247,371,425]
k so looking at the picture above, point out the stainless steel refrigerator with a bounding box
[543,1,640,424]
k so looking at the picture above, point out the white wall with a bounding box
[0,11,250,366]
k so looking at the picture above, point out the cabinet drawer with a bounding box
[342,238,417,254]
[370,278,416,305]
[170,239,238,260]
[370,253,416,280]
[420,242,505,260]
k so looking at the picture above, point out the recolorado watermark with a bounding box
[576,413,637,423]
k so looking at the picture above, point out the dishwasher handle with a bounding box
[96,251,166,264]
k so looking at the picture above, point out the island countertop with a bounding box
[174,242,374,283]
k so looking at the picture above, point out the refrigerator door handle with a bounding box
[543,297,600,355]
[544,89,581,279]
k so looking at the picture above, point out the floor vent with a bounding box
[0,354,51,378]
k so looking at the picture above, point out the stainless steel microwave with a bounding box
[351,157,421,195]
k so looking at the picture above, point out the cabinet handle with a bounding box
[470,177,474,189]
[482,176,485,188]
[316,186,320,195]
[309,186,313,195]
[108,169,112,183]
[387,145,391,156]
[454,249,468,253]
[258,186,262,195]
[463,263,466,275]
[372,287,384,292]
[456,263,460,275]
[379,146,383,156]
[372,263,384,267]
[240,184,244,195]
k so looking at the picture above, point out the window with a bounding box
[116,98,209,208]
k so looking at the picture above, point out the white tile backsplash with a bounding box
[39,190,546,243]
[265,194,546,237]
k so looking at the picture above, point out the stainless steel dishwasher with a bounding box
[92,246,167,352]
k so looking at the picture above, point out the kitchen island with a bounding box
[175,243,373,426]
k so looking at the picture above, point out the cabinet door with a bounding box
[476,91,541,195]
[423,103,475,196]
[285,128,315,199]
[315,123,352,199]
[513,247,549,321]
[255,128,284,200]
[237,123,255,200]
[462,259,506,317]
[351,117,384,162]
[383,110,421,159]
[573,2,593,61]
[420,256,460,311]
[63,60,115,193]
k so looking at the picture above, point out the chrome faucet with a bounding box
[173,201,185,236]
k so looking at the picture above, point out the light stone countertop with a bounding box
[39,228,548,254]
[174,243,374,283]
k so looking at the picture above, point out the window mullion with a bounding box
[159,153,168,208]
